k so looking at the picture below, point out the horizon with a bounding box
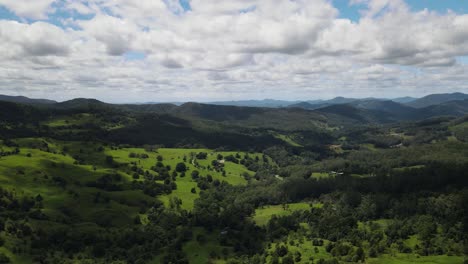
[0,91,465,105]
[1,0,468,102]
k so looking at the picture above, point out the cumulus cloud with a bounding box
[0,0,56,19]
[78,14,140,56]
[0,0,468,102]
[315,1,468,67]
[0,21,71,58]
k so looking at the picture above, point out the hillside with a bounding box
[0,94,56,104]
[406,92,468,108]
[0,97,467,263]
[209,99,299,108]
[420,99,468,118]
[391,96,417,103]
[349,100,421,121]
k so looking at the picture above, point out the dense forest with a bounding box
[0,96,467,264]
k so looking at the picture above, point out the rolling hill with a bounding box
[406,92,468,108]
[0,94,56,104]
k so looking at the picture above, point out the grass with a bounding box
[271,132,303,147]
[0,243,33,264]
[404,235,419,249]
[311,172,331,179]
[44,114,91,127]
[182,228,230,264]
[4,139,462,264]
[361,143,377,151]
[393,165,426,171]
[253,202,321,226]
[44,113,134,131]
[368,254,463,264]
[263,228,332,263]
[0,143,266,226]
[0,141,149,223]
[105,147,267,210]
[159,180,199,210]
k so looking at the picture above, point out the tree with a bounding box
[0,252,10,263]
[35,194,43,202]
[176,162,187,173]
[275,245,288,257]
[355,247,365,262]
[105,155,114,165]
[282,254,294,264]
[294,251,302,262]
[196,152,207,159]
[191,170,200,180]
[416,215,437,254]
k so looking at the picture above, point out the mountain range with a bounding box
[1,93,468,127]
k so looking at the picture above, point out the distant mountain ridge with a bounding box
[1,93,466,109]
[406,92,468,108]
[392,96,417,104]
[1,93,468,125]
[209,99,300,108]
[0,94,56,104]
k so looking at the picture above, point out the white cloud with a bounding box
[0,0,468,102]
[78,14,140,56]
[0,0,56,19]
[0,21,72,58]
[315,3,468,67]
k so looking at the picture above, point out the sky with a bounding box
[1,0,468,103]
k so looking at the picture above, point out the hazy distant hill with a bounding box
[391,96,417,103]
[209,99,300,108]
[169,102,328,131]
[4,94,468,128]
[406,92,468,108]
[0,94,56,104]
[420,99,468,118]
[288,102,324,110]
[210,97,376,108]
[349,100,421,120]
[288,97,387,110]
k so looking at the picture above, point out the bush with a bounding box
[196,152,207,159]
[176,162,187,172]
[191,170,200,180]
[0,253,10,263]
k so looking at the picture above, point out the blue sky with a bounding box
[334,0,468,21]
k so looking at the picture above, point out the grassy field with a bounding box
[263,228,332,263]
[358,219,393,230]
[253,202,322,226]
[393,165,426,171]
[44,113,133,130]
[0,139,271,261]
[0,142,146,225]
[182,228,230,264]
[2,138,464,264]
[311,172,331,179]
[271,132,303,147]
[368,254,464,264]
[361,143,378,151]
[45,113,95,127]
[105,147,267,210]
[0,140,266,216]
